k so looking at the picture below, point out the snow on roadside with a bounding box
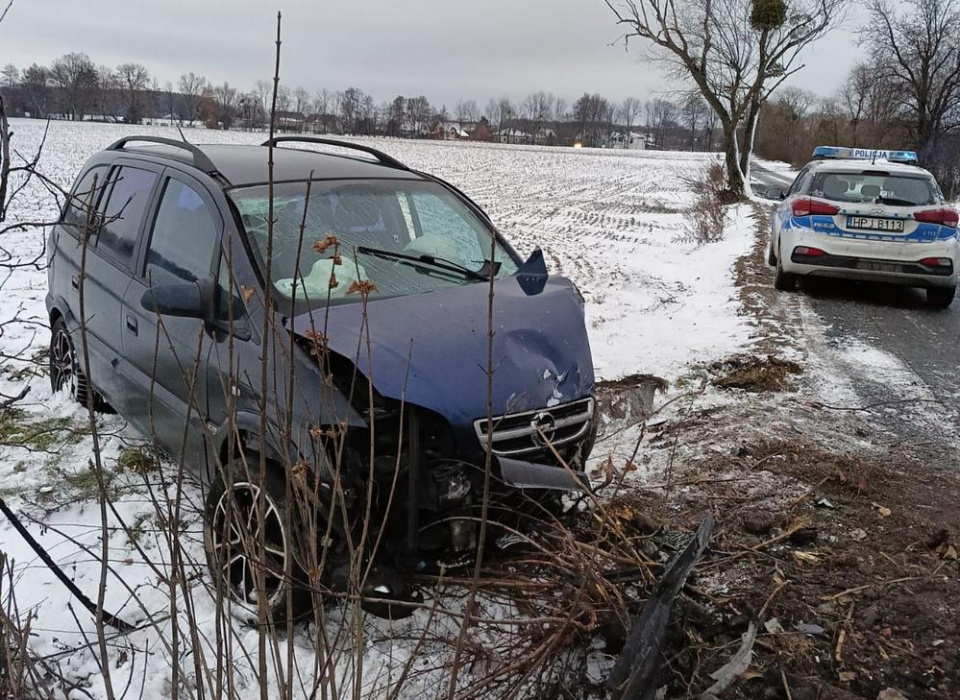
[0,119,755,384]
[0,119,760,699]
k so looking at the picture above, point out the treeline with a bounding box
[756,0,960,199]
[0,52,720,150]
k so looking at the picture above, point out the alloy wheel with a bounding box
[211,482,290,609]
[50,328,79,400]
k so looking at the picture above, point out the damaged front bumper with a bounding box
[496,455,590,491]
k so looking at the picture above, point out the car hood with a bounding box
[287,276,595,425]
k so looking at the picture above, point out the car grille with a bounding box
[474,398,595,457]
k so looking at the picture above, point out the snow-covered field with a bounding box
[0,119,758,699]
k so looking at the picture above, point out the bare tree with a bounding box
[116,62,151,124]
[485,98,500,131]
[387,95,405,136]
[0,64,18,88]
[178,72,208,125]
[314,87,331,117]
[648,97,679,147]
[211,81,240,129]
[573,92,611,146]
[862,0,960,155]
[276,84,291,113]
[405,95,431,135]
[292,86,310,116]
[455,99,479,124]
[619,96,643,129]
[681,92,708,148]
[19,64,49,118]
[497,96,516,128]
[605,0,849,197]
[49,52,98,121]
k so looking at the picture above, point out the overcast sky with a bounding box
[3,0,866,109]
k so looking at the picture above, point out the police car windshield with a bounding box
[811,172,939,207]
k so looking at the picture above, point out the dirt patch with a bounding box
[621,433,960,699]
[709,354,803,392]
[596,373,669,422]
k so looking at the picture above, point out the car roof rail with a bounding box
[261,136,409,171]
[105,136,219,174]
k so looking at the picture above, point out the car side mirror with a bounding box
[140,280,213,319]
[764,186,786,201]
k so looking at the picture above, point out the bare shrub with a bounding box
[678,160,729,245]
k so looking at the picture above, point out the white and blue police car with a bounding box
[767,146,959,308]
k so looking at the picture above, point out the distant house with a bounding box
[276,111,306,133]
[470,120,492,142]
[626,132,649,150]
[446,122,470,139]
[535,127,558,146]
[497,128,533,145]
[305,113,338,134]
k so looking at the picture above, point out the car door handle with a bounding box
[125,314,138,335]
[71,274,79,290]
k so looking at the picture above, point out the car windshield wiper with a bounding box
[876,196,917,207]
[356,246,495,281]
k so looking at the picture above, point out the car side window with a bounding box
[788,167,809,196]
[98,166,158,266]
[62,166,109,235]
[145,178,219,286]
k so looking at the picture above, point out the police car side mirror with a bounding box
[764,186,786,201]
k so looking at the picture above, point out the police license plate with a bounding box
[847,216,904,233]
[856,260,900,273]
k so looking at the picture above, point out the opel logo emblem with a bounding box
[530,412,557,446]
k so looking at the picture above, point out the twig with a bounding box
[802,397,944,413]
[820,576,919,602]
[781,668,793,700]
[0,383,29,408]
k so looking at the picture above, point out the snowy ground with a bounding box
[0,119,759,699]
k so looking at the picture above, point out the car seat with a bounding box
[860,184,881,199]
[822,178,849,200]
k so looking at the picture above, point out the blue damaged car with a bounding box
[46,136,596,617]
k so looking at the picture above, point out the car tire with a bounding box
[767,241,777,266]
[926,286,956,309]
[774,249,796,292]
[49,316,92,407]
[203,458,313,625]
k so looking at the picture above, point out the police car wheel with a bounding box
[926,286,955,310]
[767,242,777,266]
[774,255,796,292]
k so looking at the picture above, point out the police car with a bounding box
[767,146,959,309]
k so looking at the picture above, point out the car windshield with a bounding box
[810,171,940,206]
[230,179,519,309]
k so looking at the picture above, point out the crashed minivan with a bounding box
[46,136,596,616]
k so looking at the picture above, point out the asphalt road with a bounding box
[752,163,960,453]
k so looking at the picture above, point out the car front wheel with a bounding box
[926,286,956,309]
[203,459,312,624]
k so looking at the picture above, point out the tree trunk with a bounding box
[738,97,762,198]
[722,121,746,199]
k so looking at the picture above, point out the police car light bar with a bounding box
[812,146,918,164]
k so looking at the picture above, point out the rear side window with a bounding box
[62,166,109,234]
[145,178,219,286]
[98,166,158,266]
